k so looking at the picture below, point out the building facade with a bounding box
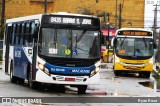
[5,0,145,28]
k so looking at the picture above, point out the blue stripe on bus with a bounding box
[44,63,95,75]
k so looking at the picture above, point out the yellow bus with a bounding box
[111,28,157,78]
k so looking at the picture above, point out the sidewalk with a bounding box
[100,62,113,69]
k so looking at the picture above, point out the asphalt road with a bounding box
[0,66,160,105]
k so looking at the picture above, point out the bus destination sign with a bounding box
[118,30,152,36]
[49,17,92,25]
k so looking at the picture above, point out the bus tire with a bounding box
[28,65,37,89]
[139,72,143,78]
[10,61,17,83]
[144,72,150,78]
[28,72,37,89]
[139,72,150,78]
[77,85,87,94]
[114,71,121,76]
[18,78,24,85]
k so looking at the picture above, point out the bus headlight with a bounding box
[38,63,50,75]
[115,59,124,65]
[144,61,153,66]
[90,66,100,77]
[38,63,44,70]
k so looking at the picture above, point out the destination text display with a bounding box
[118,30,152,36]
[49,17,92,25]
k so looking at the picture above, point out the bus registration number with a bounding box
[65,77,75,81]
[131,66,137,69]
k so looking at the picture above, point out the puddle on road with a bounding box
[138,78,160,92]
[138,81,153,89]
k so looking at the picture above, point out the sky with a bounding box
[145,0,160,29]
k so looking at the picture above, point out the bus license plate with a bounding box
[65,78,75,81]
[131,66,137,69]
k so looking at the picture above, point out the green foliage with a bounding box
[0,50,2,61]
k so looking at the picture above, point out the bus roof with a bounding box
[117,28,152,32]
[6,12,98,23]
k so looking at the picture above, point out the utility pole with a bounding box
[44,0,47,13]
[118,3,122,29]
[115,0,118,29]
[107,13,110,63]
[1,0,5,39]
[153,4,160,62]
[153,4,158,41]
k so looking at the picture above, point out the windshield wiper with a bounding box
[77,30,86,42]
[120,36,127,48]
[143,37,147,48]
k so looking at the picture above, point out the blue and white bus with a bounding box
[3,12,101,94]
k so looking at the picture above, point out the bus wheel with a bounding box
[139,72,150,78]
[28,72,37,89]
[144,72,150,78]
[139,72,143,78]
[77,85,87,94]
[114,71,121,76]
[10,62,17,83]
[18,78,24,85]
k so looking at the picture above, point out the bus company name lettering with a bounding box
[15,51,21,58]
[72,69,90,73]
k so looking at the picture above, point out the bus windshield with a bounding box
[39,28,100,59]
[115,37,154,58]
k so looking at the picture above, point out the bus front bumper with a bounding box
[35,70,100,85]
[114,62,153,72]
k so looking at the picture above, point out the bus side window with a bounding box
[29,22,35,43]
[20,23,26,45]
[24,22,31,46]
[12,24,17,45]
[4,24,11,45]
[15,23,21,45]
[4,25,8,45]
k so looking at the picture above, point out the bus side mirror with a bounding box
[111,37,117,47]
[153,42,157,49]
